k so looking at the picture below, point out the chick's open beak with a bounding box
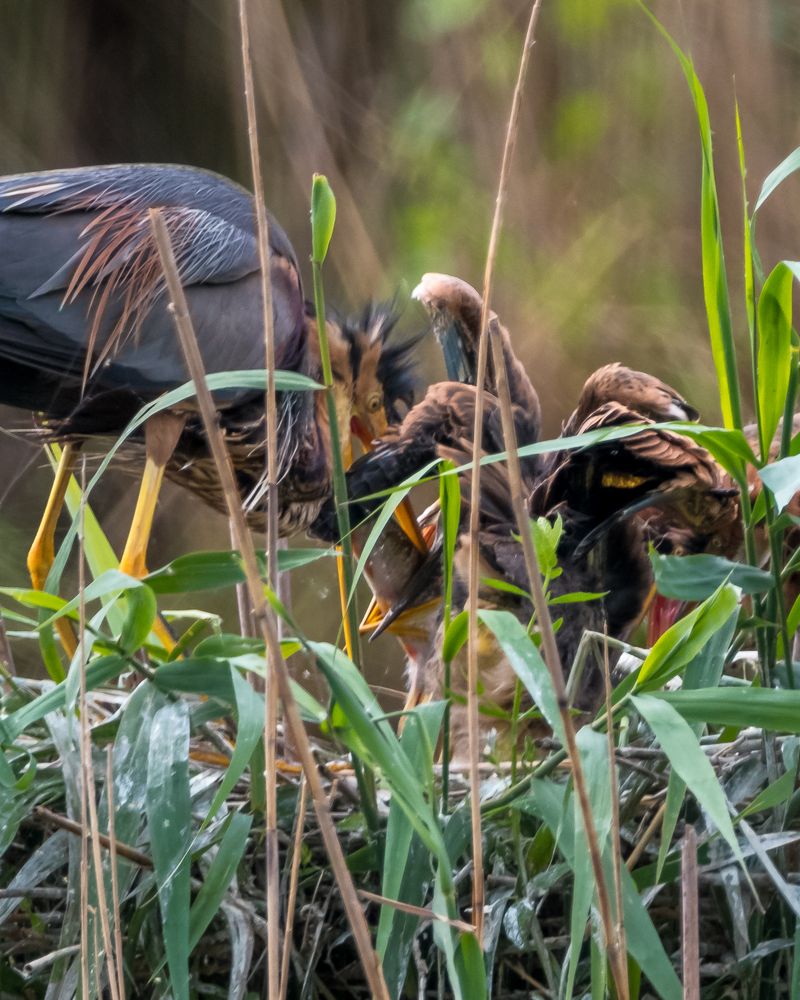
[350,410,428,555]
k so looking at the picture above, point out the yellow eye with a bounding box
[367,393,383,414]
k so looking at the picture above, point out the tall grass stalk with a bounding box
[309,174,362,667]
[310,175,379,834]
[465,0,544,945]
[149,207,391,1000]
[237,0,281,990]
[489,323,630,998]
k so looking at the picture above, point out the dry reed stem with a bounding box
[78,457,90,1000]
[36,806,153,869]
[603,632,627,978]
[626,801,666,872]
[85,734,121,1000]
[465,0,544,944]
[489,323,629,1000]
[106,748,126,1000]
[279,776,307,1000]
[238,2,281,993]
[357,891,476,936]
[681,825,700,999]
[149,208,390,1000]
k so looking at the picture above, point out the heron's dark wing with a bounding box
[0,164,304,403]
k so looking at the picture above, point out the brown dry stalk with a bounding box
[149,208,390,1000]
[681,825,700,999]
[85,734,121,1000]
[357,891,476,936]
[279,776,308,1000]
[35,806,153,869]
[603,631,627,977]
[78,457,90,1000]
[626,801,667,872]
[465,0,544,944]
[238,1,281,994]
[489,324,629,1000]
[106,748,127,1000]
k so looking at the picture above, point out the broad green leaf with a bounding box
[189,811,253,949]
[655,611,737,879]
[739,768,797,820]
[309,641,458,907]
[442,610,468,663]
[146,699,191,1000]
[567,728,613,996]
[202,667,264,827]
[759,453,800,512]
[632,694,744,866]
[2,655,128,742]
[119,583,157,653]
[736,102,756,354]
[477,609,563,744]
[754,146,800,213]
[145,548,333,594]
[378,701,446,997]
[650,551,772,601]
[757,262,794,457]
[153,657,326,725]
[635,583,738,690]
[105,684,165,902]
[654,686,800,731]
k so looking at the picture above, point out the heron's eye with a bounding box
[367,393,383,414]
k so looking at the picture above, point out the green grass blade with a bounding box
[649,551,772,601]
[654,686,800,730]
[2,655,128,742]
[189,811,253,949]
[146,699,192,1000]
[377,701,446,996]
[641,3,741,429]
[754,146,800,214]
[758,452,800,511]
[655,612,736,879]
[477,609,564,744]
[756,261,794,457]
[521,779,682,1000]
[567,728,613,996]
[632,694,744,867]
[201,667,263,827]
[634,582,738,690]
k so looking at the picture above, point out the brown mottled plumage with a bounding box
[562,362,699,436]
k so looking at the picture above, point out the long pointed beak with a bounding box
[351,412,429,555]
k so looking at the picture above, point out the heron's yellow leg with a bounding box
[118,413,185,651]
[27,443,79,655]
[118,456,166,579]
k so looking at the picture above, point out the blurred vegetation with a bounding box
[1,0,799,680]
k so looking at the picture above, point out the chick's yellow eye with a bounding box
[367,393,383,413]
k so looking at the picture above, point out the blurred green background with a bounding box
[0,0,799,684]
